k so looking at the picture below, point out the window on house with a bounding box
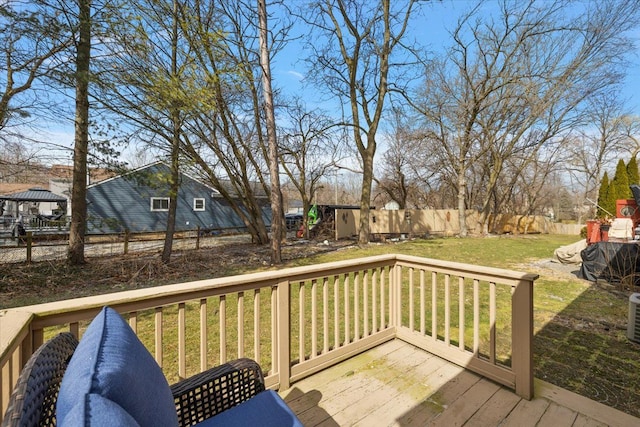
[193,198,205,211]
[150,197,170,212]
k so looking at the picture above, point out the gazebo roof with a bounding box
[0,187,67,203]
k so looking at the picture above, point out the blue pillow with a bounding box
[63,393,140,426]
[57,306,178,427]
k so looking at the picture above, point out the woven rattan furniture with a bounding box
[171,358,265,426]
[2,332,78,427]
[3,328,295,426]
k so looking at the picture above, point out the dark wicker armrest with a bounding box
[2,332,78,427]
[170,358,266,427]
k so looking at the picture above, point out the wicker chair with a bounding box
[2,333,78,427]
[171,358,265,426]
[2,334,265,427]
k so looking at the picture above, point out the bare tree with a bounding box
[565,91,630,220]
[374,108,437,209]
[500,142,567,232]
[302,0,420,244]
[618,115,640,159]
[177,0,289,246]
[258,0,283,263]
[279,98,343,238]
[0,1,73,138]
[414,0,640,235]
[0,140,42,181]
[95,0,287,256]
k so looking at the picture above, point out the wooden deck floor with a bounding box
[280,340,639,427]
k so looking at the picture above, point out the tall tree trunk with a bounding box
[68,0,91,265]
[258,0,282,264]
[457,163,468,237]
[161,0,180,264]
[162,114,180,264]
[358,143,375,245]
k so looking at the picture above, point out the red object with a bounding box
[586,220,600,245]
[616,199,640,225]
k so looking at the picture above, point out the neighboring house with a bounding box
[86,162,271,234]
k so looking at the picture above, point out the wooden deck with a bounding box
[281,340,639,427]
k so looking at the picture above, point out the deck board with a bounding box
[463,386,522,426]
[537,402,577,426]
[280,340,640,427]
[500,397,550,426]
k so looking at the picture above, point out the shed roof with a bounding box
[0,187,67,202]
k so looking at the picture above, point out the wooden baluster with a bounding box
[253,290,260,364]
[178,303,186,380]
[237,292,244,358]
[219,296,226,364]
[154,307,163,368]
[299,282,305,363]
[200,299,208,372]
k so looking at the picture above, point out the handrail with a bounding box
[0,254,537,421]
[393,254,537,398]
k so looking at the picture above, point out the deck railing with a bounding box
[0,254,538,422]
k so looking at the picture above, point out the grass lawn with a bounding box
[2,233,639,417]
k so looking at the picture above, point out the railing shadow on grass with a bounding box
[534,247,640,419]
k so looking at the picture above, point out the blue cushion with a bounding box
[194,390,303,427]
[63,394,140,426]
[57,306,178,427]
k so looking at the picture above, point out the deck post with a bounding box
[512,278,534,399]
[277,280,291,390]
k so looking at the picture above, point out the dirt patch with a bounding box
[0,239,356,309]
[521,258,584,281]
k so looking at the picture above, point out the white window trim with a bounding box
[150,197,170,212]
[193,198,205,211]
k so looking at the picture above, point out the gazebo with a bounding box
[0,187,68,233]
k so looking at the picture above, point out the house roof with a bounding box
[0,187,67,202]
[88,161,221,195]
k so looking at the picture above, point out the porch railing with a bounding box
[0,254,537,422]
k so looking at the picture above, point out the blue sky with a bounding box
[272,0,640,116]
[32,0,640,164]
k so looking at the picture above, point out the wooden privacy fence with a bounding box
[0,255,538,423]
[335,209,582,238]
